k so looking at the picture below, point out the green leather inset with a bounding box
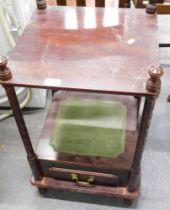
[50,98,127,158]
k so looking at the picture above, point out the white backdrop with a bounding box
[0,0,36,55]
[0,0,47,108]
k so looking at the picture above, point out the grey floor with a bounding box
[0,15,170,210]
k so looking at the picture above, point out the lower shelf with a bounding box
[31,176,140,200]
[32,92,140,202]
[36,92,138,172]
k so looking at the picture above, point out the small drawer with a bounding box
[47,167,118,187]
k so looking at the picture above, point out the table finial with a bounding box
[36,0,47,10]
[146,0,156,14]
[0,56,12,81]
[146,65,163,94]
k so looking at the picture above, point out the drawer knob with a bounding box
[70,173,95,187]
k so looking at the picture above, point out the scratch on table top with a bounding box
[41,39,51,66]
[130,67,147,91]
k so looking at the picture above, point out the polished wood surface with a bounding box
[0,7,159,96]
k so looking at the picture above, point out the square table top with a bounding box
[1,7,160,96]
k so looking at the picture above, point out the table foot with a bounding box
[123,198,134,205]
[31,176,139,199]
[38,187,47,195]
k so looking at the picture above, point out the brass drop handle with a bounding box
[70,173,95,187]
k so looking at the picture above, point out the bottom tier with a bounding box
[31,176,140,200]
[32,92,140,205]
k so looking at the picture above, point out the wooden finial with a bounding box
[0,56,12,81]
[36,0,47,10]
[146,0,156,14]
[146,4,156,14]
[146,65,163,94]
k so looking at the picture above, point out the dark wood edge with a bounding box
[159,43,170,47]
[31,176,140,199]
[48,167,118,180]
[128,96,156,192]
[157,4,170,14]
[0,83,157,96]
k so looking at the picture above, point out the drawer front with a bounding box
[47,167,118,187]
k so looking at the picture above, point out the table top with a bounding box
[1,7,160,96]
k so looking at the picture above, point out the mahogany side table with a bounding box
[0,6,163,205]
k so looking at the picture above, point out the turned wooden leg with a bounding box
[3,85,43,180]
[128,66,163,192]
[128,96,156,192]
[0,56,42,180]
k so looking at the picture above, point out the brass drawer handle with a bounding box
[70,173,95,187]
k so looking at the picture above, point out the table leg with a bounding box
[127,96,156,192]
[3,85,43,180]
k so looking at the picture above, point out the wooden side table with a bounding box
[0,6,163,205]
